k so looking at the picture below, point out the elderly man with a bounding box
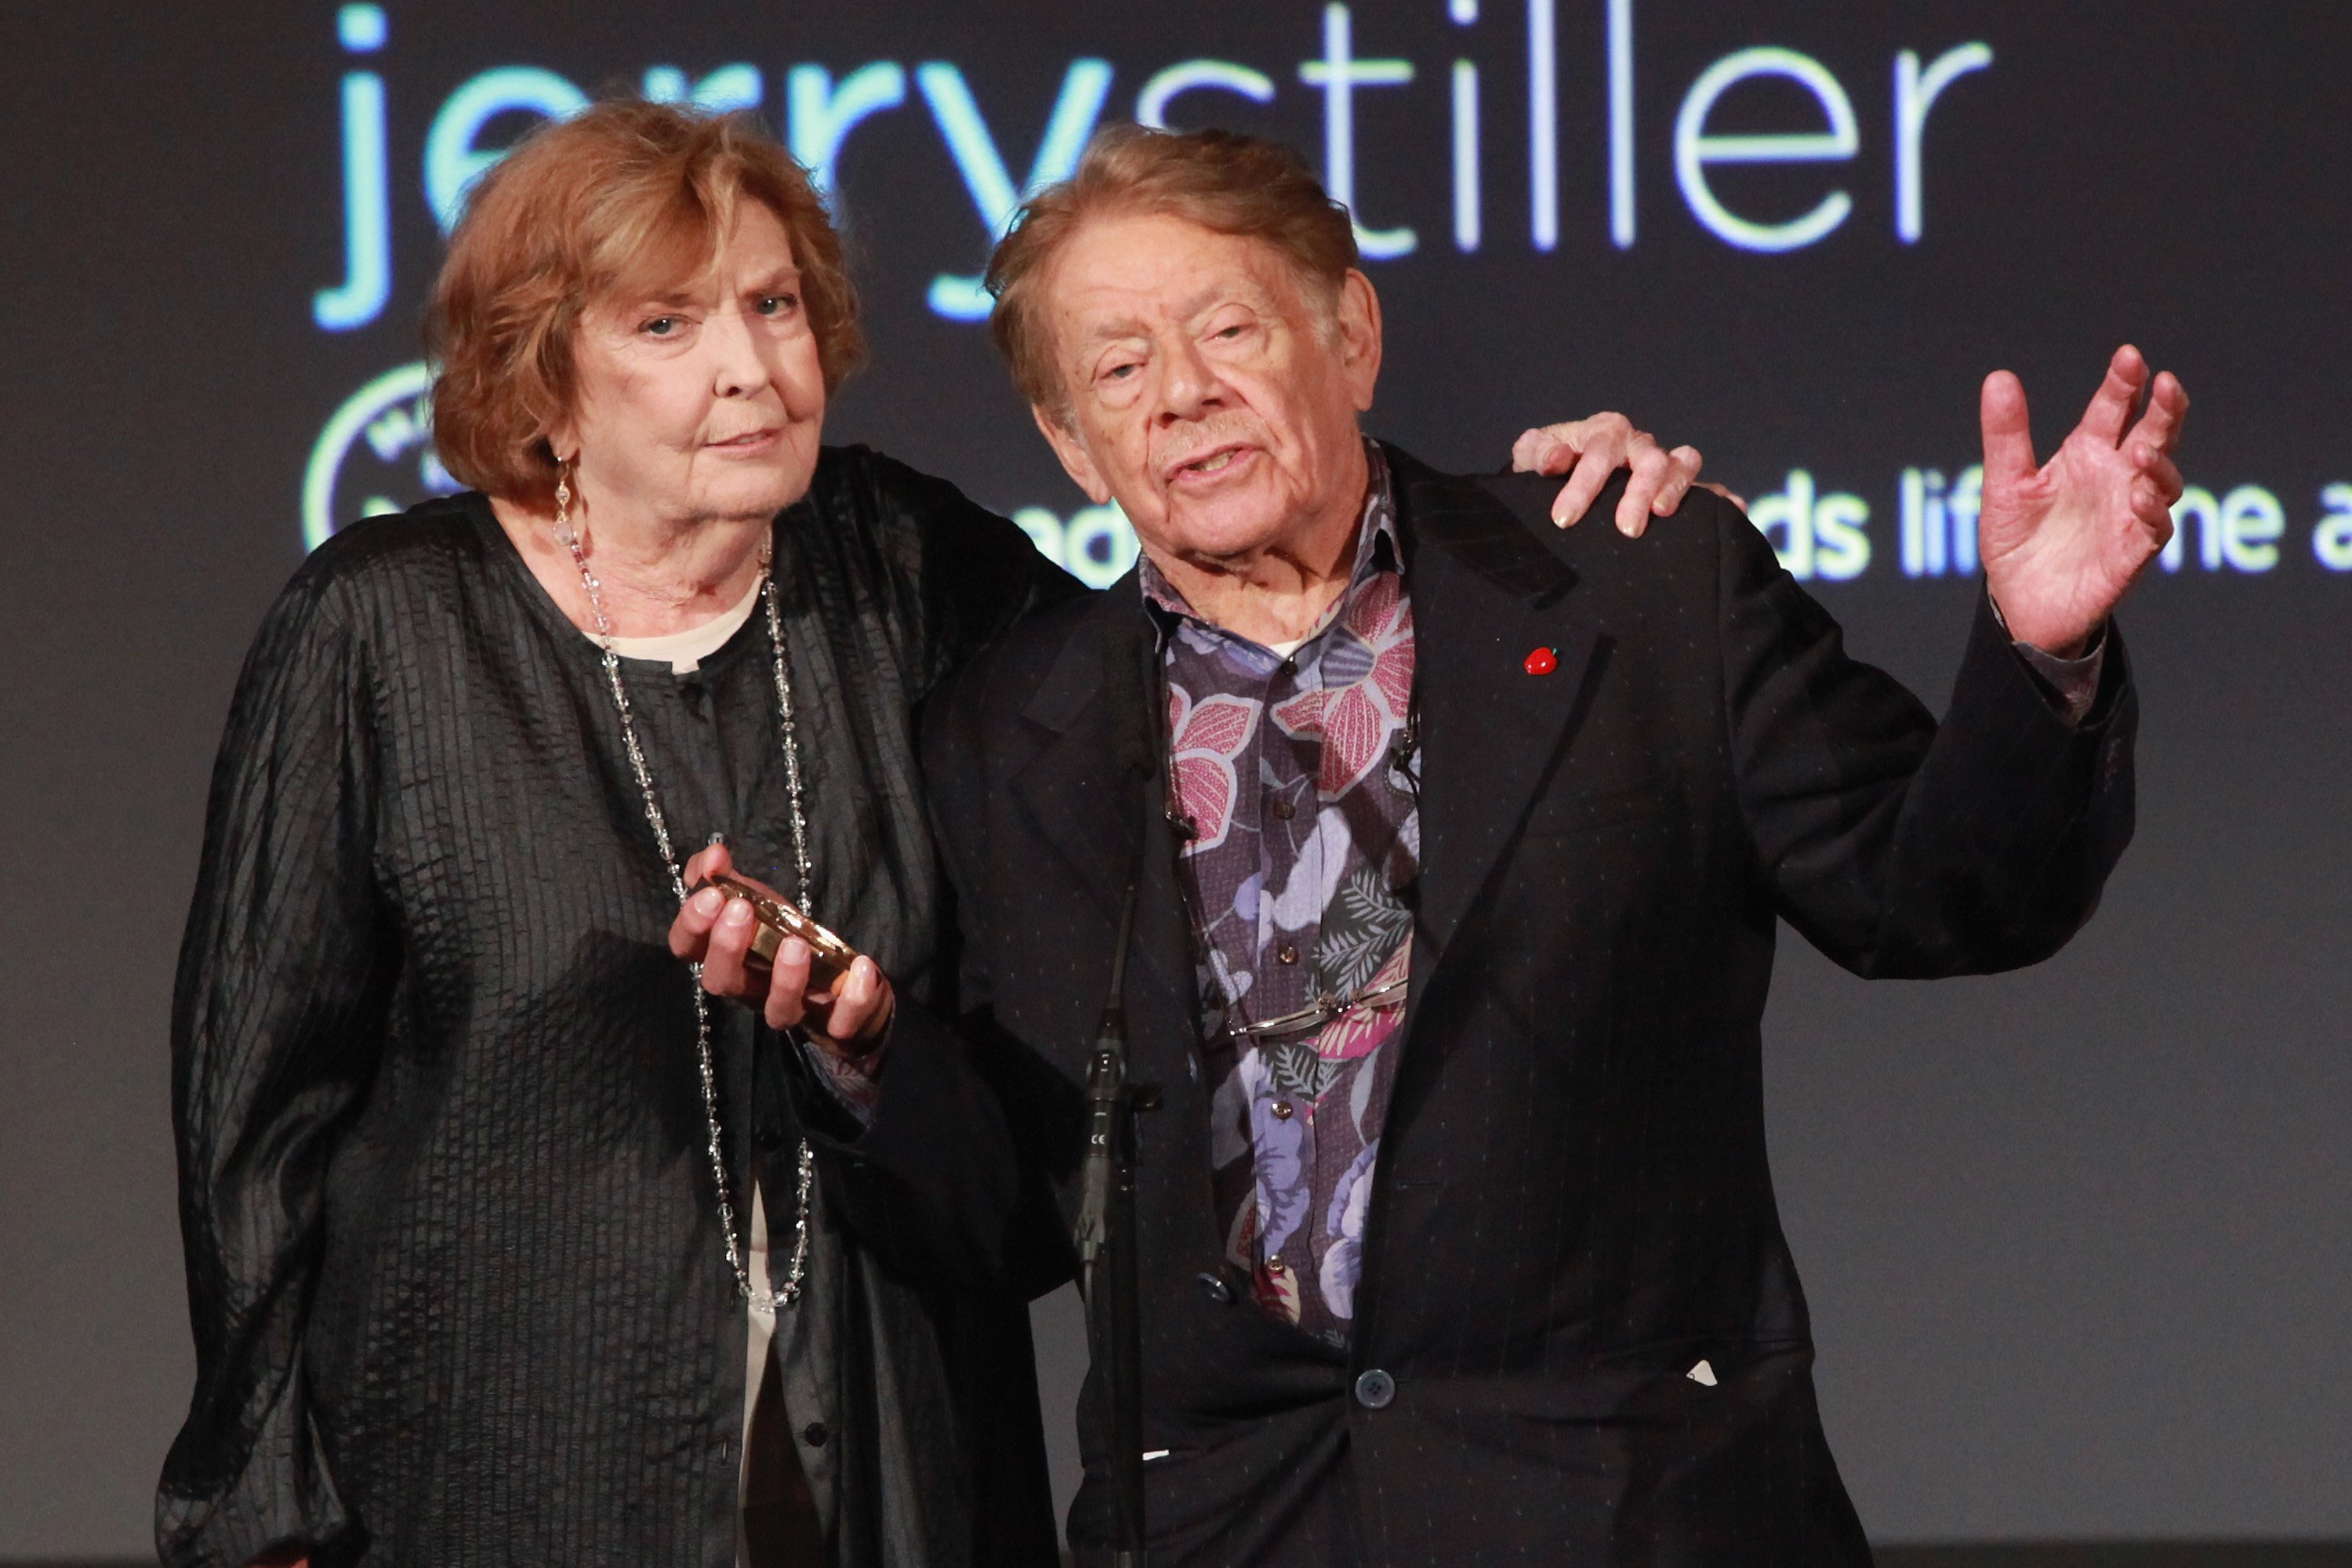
[682,126,2185,1564]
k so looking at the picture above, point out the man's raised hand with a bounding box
[1978,344,2188,657]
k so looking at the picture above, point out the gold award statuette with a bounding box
[695,872,860,988]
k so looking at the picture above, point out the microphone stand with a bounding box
[1073,877,1147,1566]
[1071,614,1175,1566]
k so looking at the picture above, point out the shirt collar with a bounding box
[1138,438,1399,645]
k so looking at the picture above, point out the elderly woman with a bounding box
[162,102,1701,1568]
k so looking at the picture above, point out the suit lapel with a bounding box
[1007,583,1197,1017]
[1392,448,1604,978]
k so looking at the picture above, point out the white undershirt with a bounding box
[740,1185,776,1564]
[598,573,765,672]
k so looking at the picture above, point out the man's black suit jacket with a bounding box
[835,445,2138,1566]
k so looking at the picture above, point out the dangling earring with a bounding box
[552,458,576,547]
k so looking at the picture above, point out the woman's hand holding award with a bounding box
[673,842,895,1052]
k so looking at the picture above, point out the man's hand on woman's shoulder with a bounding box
[1510,412,1730,535]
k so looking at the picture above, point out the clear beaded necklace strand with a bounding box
[554,467,815,1316]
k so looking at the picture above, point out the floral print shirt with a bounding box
[1142,444,1419,1346]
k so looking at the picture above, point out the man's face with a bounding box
[1032,212,1382,571]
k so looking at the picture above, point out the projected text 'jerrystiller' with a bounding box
[296,2,2352,593]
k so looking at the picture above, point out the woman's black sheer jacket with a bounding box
[160,446,1077,1567]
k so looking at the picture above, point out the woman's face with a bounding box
[556,201,826,530]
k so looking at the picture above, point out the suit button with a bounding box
[1196,1270,1233,1305]
[802,1422,829,1447]
[1354,1368,1396,1410]
[1276,943,1299,965]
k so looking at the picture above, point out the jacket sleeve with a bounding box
[158,565,392,1568]
[862,448,1087,695]
[1716,499,2137,978]
[802,653,1078,1303]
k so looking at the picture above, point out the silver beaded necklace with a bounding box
[554,466,814,1316]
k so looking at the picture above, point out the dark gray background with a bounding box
[2,1,2347,1555]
